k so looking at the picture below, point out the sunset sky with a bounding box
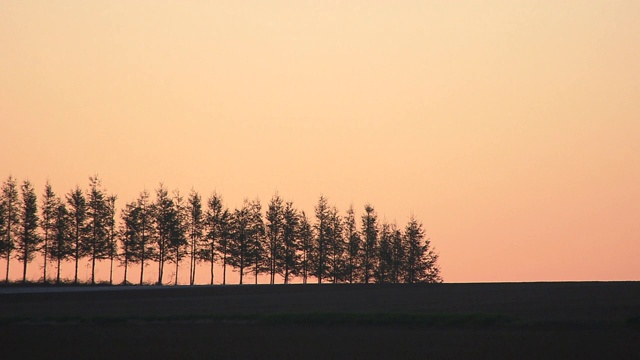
[1,1,639,283]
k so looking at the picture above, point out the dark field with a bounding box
[1,282,640,359]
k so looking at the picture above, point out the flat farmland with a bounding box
[1,282,639,359]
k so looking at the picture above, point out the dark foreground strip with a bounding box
[2,312,639,329]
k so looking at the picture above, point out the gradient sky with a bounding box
[1,1,639,283]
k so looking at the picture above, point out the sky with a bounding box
[1,1,639,283]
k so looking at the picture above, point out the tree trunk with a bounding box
[210,245,214,285]
[123,257,128,285]
[43,234,48,283]
[140,259,145,285]
[109,254,114,285]
[175,250,179,286]
[74,237,79,284]
[222,251,227,285]
[22,248,28,283]
[91,249,96,285]
[5,247,10,283]
[56,257,61,284]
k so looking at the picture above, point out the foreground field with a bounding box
[1,282,639,359]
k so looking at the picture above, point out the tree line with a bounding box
[0,175,442,285]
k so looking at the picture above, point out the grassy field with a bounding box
[1,282,639,359]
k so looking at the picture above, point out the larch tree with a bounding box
[168,190,188,285]
[228,200,251,284]
[344,205,361,284]
[389,224,406,284]
[186,190,204,285]
[404,217,442,283]
[326,206,345,284]
[360,204,378,284]
[247,198,266,285]
[50,201,73,284]
[281,201,299,284]
[375,222,393,284]
[40,180,57,283]
[66,186,88,284]
[119,200,140,284]
[297,211,313,284]
[85,176,111,285]
[311,196,331,284]
[153,184,173,285]
[204,192,229,285]
[106,194,118,285]
[17,180,40,283]
[1,176,20,283]
[134,191,156,285]
[265,193,284,285]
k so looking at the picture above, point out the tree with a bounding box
[361,204,378,284]
[265,193,284,284]
[66,186,88,284]
[247,198,266,285]
[16,181,40,283]
[311,196,331,283]
[106,195,118,285]
[326,206,345,283]
[298,211,313,284]
[168,190,188,285]
[404,217,442,283]
[85,176,111,284]
[228,200,251,284]
[281,201,299,284]
[344,205,361,284]
[1,176,20,282]
[375,222,393,284]
[153,184,174,285]
[50,201,73,284]
[203,192,228,285]
[131,191,156,285]
[186,190,204,285]
[41,180,57,282]
[119,200,139,284]
[389,224,406,284]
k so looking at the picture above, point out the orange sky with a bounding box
[1,1,639,283]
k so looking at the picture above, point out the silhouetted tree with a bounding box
[169,190,188,285]
[85,176,111,284]
[124,191,157,285]
[344,205,361,284]
[106,195,117,285]
[390,224,406,283]
[326,206,345,283]
[247,198,266,284]
[40,181,57,283]
[361,204,378,284]
[204,192,229,285]
[186,190,204,285]
[66,186,88,284]
[265,193,284,284]
[50,201,72,284]
[153,184,174,285]
[281,201,299,284]
[17,181,40,283]
[298,211,313,284]
[228,200,251,284]
[0,194,5,280]
[404,217,442,283]
[375,222,393,283]
[1,176,20,282]
[119,200,139,284]
[311,196,331,283]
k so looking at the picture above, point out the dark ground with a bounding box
[1,282,639,359]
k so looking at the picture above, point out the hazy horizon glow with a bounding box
[1,1,639,283]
